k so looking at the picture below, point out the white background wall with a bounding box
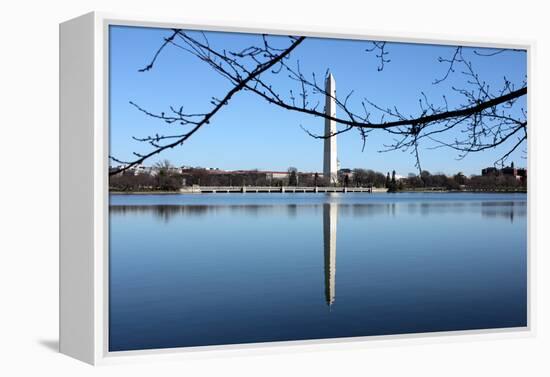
[0,0,548,375]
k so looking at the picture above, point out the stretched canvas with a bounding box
[59,13,530,363]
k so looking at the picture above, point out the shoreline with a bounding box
[109,189,527,195]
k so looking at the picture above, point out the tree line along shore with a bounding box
[109,161,527,193]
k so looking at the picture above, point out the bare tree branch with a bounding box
[109,35,306,175]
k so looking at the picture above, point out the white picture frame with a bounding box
[59,11,534,365]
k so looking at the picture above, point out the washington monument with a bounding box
[323,73,338,185]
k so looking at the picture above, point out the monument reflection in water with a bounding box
[109,193,527,352]
[324,203,337,307]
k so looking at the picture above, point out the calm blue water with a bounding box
[109,192,527,351]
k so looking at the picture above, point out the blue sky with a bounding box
[109,26,527,176]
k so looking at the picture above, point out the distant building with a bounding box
[264,171,290,180]
[481,167,499,176]
[481,162,527,183]
[109,164,149,176]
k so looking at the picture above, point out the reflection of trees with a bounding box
[110,204,277,221]
[481,201,526,222]
[402,200,527,218]
[287,204,298,218]
[110,200,527,223]
[407,201,470,215]
[111,203,408,223]
[110,205,208,222]
[349,203,391,217]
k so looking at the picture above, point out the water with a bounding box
[108,192,527,351]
